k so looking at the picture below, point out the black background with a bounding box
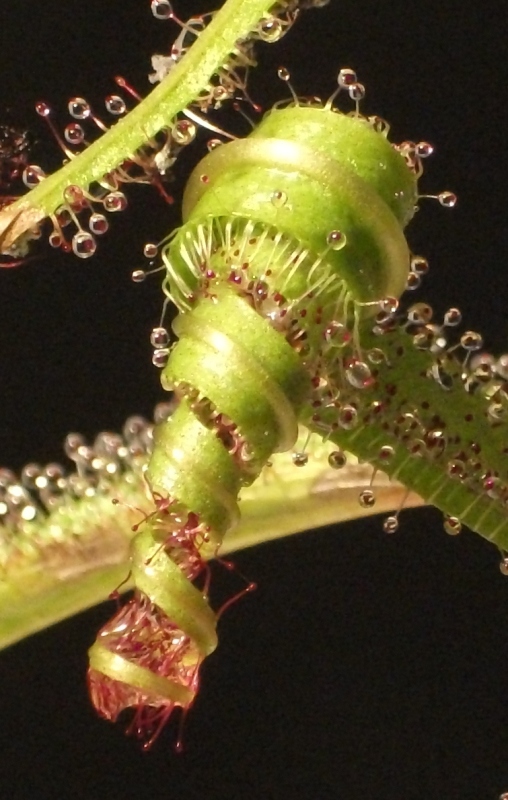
[1,1,508,798]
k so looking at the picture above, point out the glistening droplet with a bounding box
[443,516,462,535]
[328,450,347,469]
[359,489,376,508]
[150,327,169,348]
[338,68,357,88]
[151,0,173,19]
[152,348,170,368]
[22,165,45,188]
[326,230,347,250]
[438,191,457,208]
[89,214,109,235]
[143,243,159,259]
[64,123,85,145]
[72,231,96,258]
[338,405,358,430]
[258,17,284,42]
[346,360,373,390]
[105,95,126,115]
[68,97,91,120]
[271,190,287,208]
[383,516,399,534]
[104,191,127,212]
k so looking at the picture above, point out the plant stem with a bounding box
[0,447,422,651]
[0,0,277,251]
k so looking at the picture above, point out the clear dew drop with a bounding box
[292,452,308,467]
[104,191,127,212]
[22,165,46,187]
[68,97,91,120]
[338,405,358,430]
[258,17,284,42]
[416,141,434,158]
[406,272,421,290]
[254,280,269,301]
[277,67,291,82]
[151,0,173,19]
[407,303,433,325]
[172,120,196,145]
[378,296,399,316]
[338,68,357,88]
[45,462,65,483]
[123,415,150,443]
[444,307,462,327]
[131,270,146,283]
[483,475,501,498]
[367,348,386,365]
[64,432,85,459]
[460,330,483,352]
[410,255,429,275]
[328,450,347,469]
[348,82,366,101]
[63,184,84,206]
[64,123,85,145]
[326,230,347,250]
[324,320,346,343]
[105,95,126,115]
[499,558,508,577]
[345,360,373,389]
[488,402,506,422]
[271,190,287,208]
[35,100,51,117]
[447,459,466,480]
[383,515,399,534]
[470,352,495,373]
[89,213,109,235]
[143,243,159,259]
[152,348,170,368]
[378,445,395,462]
[21,463,41,490]
[359,489,376,508]
[443,515,462,535]
[72,231,96,258]
[150,327,169,348]
[438,191,457,208]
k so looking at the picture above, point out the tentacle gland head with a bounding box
[88,96,427,744]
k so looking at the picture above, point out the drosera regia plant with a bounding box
[1,0,508,767]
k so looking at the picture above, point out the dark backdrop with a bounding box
[1,2,508,798]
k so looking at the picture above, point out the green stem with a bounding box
[0,445,421,651]
[0,0,277,251]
